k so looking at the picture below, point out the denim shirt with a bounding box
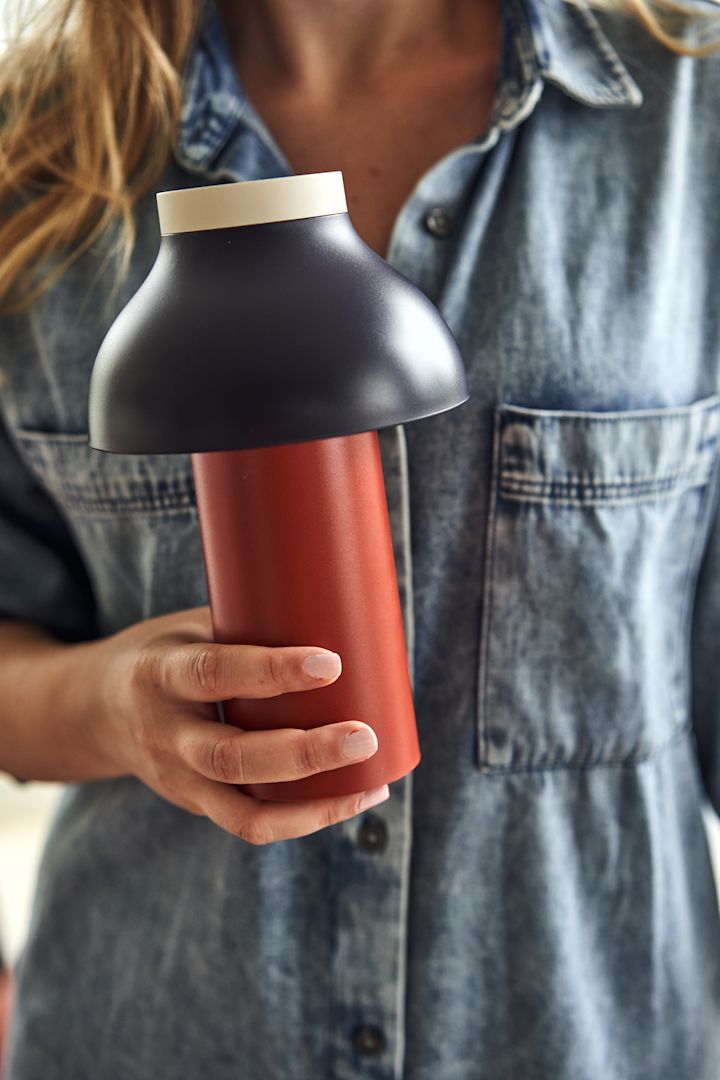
[4,0,720,1076]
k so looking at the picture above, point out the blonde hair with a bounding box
[580,0,720,53]
[0,0,200,315]
[0,0,718,316]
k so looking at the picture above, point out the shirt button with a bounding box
[356,814,388,854]
[351,1024,387,1057]
[424,205,452,237]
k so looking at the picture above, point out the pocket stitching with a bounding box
[500,463,711,485]
[499,395,720,424]
[476,725,691,776]
[477,408,502,771]
[14,431,196,516]
[35,485,197,516]
[671,441,720,743]
[476,401,717,774]
[498,401,720,507]
[497,478,712,509]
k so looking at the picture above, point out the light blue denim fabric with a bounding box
[3,0,720,1076]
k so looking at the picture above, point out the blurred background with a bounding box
[1,779,63,966]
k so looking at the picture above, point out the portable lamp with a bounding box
[88,172,468,802]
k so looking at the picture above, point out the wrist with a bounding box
[50,636,131,782]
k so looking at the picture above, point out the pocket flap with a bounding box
[13,430,196,515]
[497,395,720,506]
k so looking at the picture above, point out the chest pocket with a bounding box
[14,430,207,635]
[477,395,720,773]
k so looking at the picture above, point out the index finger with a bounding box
[137,640,343,702]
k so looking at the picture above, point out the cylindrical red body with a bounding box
[191,431,420,801]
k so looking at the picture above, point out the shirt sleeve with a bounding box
[690,472,720,819]
[0,406,97,643]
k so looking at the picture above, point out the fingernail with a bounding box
[303,653,342,680]
[358,784,390,811]
[342,728,378,760]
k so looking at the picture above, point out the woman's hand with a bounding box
[87,605,388,844]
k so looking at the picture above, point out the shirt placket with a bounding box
[326,421,415,1080]
[327,152,489,1078]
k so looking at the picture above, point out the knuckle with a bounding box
[129,700,165,758]
[131,643,162,695]
[240,814,274,847]
[210,736,241,784]
[295,730,324,776]
[150,754,175,791]
[319,801,345,831]
[260,649,285,694]
[188,646,220,696]
[131,707,156,754]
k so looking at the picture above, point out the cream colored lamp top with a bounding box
[156,172,348,235]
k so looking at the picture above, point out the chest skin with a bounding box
[219,2,502,259]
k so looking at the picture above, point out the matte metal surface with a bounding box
[191,432,420,801]
[89,212,468,453]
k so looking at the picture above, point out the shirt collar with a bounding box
[515,0,643,108]
[174,0,643,176]
[174,0,296,178]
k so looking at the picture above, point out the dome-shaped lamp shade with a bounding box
[88,172,468,453]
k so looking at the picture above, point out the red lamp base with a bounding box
[191,431,420,802]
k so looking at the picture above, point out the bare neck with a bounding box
[217,0,499,103]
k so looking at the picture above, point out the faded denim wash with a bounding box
[3,0,720,1076]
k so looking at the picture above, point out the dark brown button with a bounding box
[357,814,388,854]
[351,1024,387,1057]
